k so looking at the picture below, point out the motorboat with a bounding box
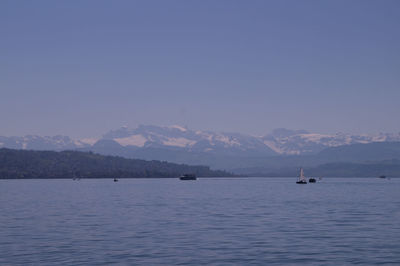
[179,174,197,180]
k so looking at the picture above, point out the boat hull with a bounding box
[179,176,197,180]
[179,174,197,180]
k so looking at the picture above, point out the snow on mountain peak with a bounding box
[169,125,187,132]
[114,135,147,147]
[74,138,98,147]
[163,137,196,147]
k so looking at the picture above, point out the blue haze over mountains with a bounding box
[1,125,400,175]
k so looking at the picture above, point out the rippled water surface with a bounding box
[1,178,400,265]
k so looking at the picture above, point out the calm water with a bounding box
[1,178,399,265]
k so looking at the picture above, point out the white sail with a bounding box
[299,168,306,181]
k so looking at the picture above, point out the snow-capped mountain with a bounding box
[98,125,400,155]
[1,125,400,156]
[0,135,91,150]
[262,128,400,155]
[100,125,274,155]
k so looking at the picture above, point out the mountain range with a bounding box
[1,125,400,174]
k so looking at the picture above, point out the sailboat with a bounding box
[296,168,307,184]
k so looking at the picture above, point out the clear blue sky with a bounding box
[1,0,399,138]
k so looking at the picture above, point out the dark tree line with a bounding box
[0,148,234,179]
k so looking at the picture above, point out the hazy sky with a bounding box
[1,0,399,138]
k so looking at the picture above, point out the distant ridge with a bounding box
[232,142,400,176]
[318,142,400,162]
[240,160,400,178]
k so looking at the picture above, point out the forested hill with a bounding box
[0,148,234,179]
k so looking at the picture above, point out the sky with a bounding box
[1,0,399,138]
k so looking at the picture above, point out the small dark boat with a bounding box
[379,175,386,179]
[179,174,197,180]
[72,172,81,181]
[309,178,316,183]
[296,168,307,184]
[114,178,118,182]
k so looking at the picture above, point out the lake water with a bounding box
[1,178,399,265]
